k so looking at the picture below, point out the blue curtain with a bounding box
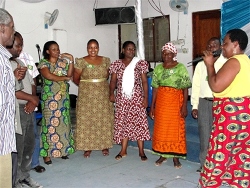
[221,0,250,56]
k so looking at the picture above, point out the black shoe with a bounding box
[140,155,148,162]
[196,166,202,173]
[19,177,42,187]
[44,160,52,165]
[43,157,52,165]
[61,156,69,159]
[32,165,46,173]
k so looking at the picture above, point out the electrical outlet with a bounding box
[171,40,177,45]
[182,48,188,53]
[177,39,185,45]
[171,39,185,45]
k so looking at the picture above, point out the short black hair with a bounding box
[6,31,23,49]
[14,31,23,41]
[120,41,136,59]
[42,41,58,60]
[208,37,221,45]
[226,29,248,51]
[87,39,99,47]
[122,41,135,49]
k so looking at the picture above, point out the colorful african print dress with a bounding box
[198,54,250,188]
[109,59,151,144]
[38,58,75,158]
[198,97,250,188]
[74,57,114,151]
[151,63,192,158]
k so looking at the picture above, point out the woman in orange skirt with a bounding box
[149,42,192,168]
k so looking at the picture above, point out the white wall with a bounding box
[141,0,222,72]
[7,0,120,63]
[6,0,223,95]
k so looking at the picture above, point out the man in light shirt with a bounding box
[19,50,46,173]
[191,37,227,172]
[8,31,42,188]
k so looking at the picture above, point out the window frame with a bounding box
[143,15,170,62]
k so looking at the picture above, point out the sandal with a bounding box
[83,150,92,158]
[61,156,69,159]
[173,157,182,169]
[102,149,109,156]
[115,153,126,161]
[155,157,167,166]
[140,155,148,162]
[43,157,52,165]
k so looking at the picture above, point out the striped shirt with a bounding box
[0,44,16,155]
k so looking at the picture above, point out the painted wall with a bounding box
[5,0,222,95]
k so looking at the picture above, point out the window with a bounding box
[143,16,170,62]
[118,16,170,61]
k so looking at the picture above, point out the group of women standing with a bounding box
[38,39,151,164]
[37,28,250,188]
[37,37,191,167]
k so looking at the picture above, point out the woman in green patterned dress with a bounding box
[38,41,75,165]
[149,42,192,168]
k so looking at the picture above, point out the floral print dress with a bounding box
[74,57,114,151]
[38,59,75,158]
[109,59,151,144]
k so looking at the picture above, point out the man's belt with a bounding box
[203,97,213,101]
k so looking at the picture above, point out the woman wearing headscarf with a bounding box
[149,42,192,168]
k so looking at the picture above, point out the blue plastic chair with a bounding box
[35,112,42,126]
[147,76,153,112]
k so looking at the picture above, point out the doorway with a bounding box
[192,9,221,69]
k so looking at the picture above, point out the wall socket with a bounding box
[177,48,188,53]
[182,48,188,53]
[171,39,185,45]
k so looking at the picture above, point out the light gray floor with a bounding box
[31,145,201,188]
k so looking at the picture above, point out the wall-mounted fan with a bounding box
[169,0,189,53]
[169,0,189,13]
[45,9,59,26]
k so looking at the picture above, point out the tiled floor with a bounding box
[31,144,201,188]
[32,108,231,188]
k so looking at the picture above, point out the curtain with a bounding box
[221,0,250,56]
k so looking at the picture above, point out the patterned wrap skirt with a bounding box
[199,97,250,188]
[152,86,186,158]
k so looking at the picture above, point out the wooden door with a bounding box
[192,10,221,69]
